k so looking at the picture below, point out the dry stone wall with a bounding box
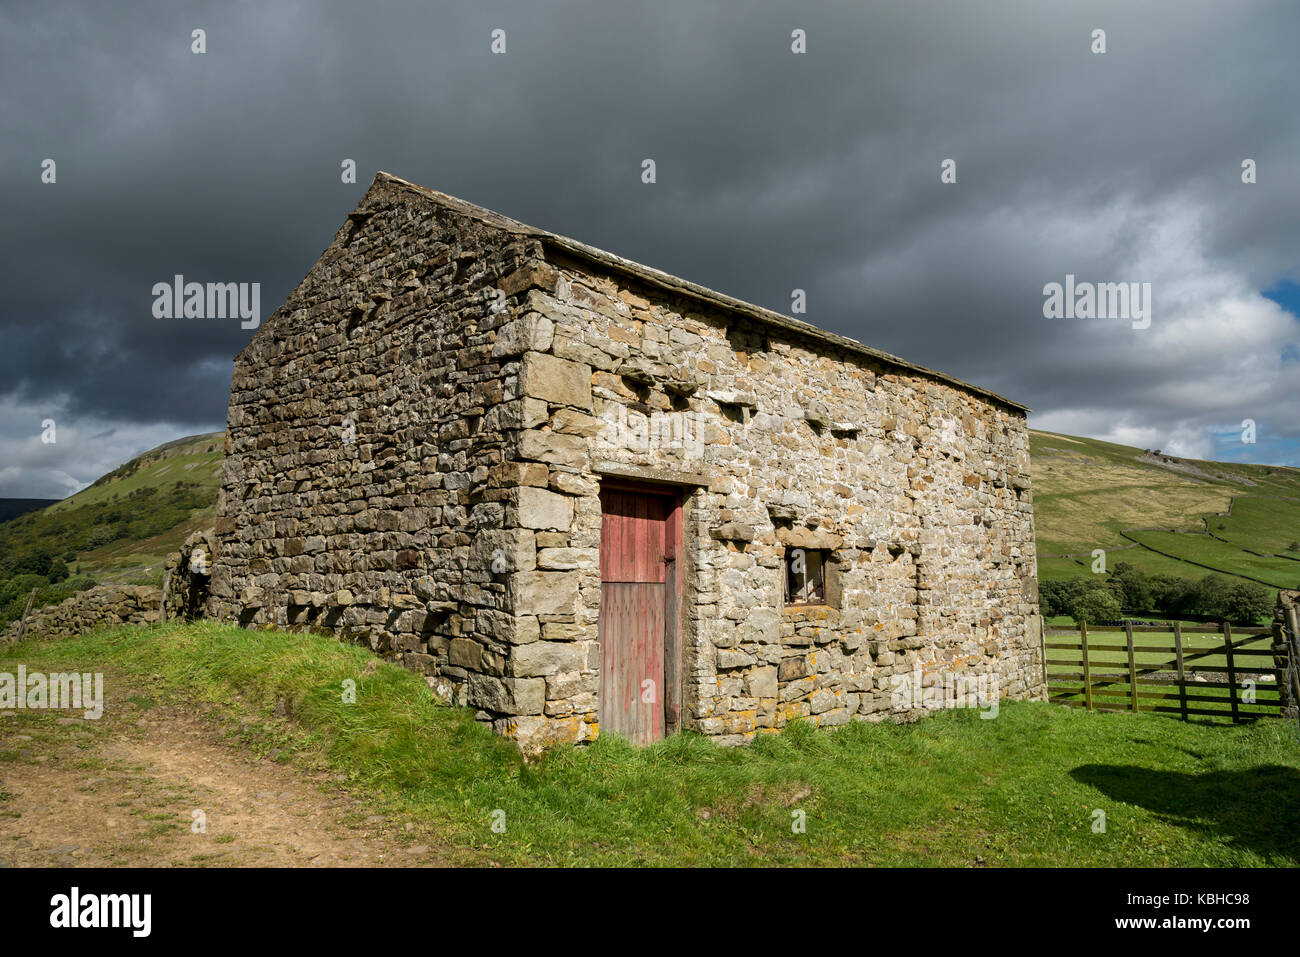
[517,255,1042,745]
[0,530,218,645]
[210,178,546,716]
[1,585,161,644]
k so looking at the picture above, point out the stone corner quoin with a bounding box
[205,171,1043,753]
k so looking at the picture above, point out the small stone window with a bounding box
[785,548,829,606]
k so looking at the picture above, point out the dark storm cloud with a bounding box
[2,0,1298,496]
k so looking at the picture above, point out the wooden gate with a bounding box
[1045,621,1290,722]
[598,485,681,745]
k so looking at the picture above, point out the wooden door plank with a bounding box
[598,485,675,744]
[663,549,680,733]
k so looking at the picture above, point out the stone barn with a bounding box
[210,172,1043,751]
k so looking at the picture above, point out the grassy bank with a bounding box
[3,622,1298,866]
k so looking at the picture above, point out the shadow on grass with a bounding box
[1071,763,1300,863]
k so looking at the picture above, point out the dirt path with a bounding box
[0,679,448,867]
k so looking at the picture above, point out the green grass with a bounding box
[1034,556,1091,581]
[1123,530,1300,589]
[5,621,1298,866]
[1210,496,1300,557]
[1031,429,1300,591]
[1036,549,1206,583]
[1098,548,1237,582]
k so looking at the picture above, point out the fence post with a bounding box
[14,587,38,644]
[1288,607,1300,720]
[1174,621,1187,721]
[1038,615,1047,696]
[1224,621,1239,723]
[1125,620,1138,713]
[159,568,172,624]
[1081,621,1093,712]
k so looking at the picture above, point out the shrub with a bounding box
[46,558,69,584]
[87,525,116,548]
[0,574,50,606]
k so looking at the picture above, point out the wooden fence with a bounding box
[1044,621,1290,722]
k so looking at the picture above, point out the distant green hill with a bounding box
[1031,429,1300,593]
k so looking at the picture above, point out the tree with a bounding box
[1193,574,1234,619]
[1108,561,1151,612]
[1148,574,1195,617]
[1039,580,1069,617]
[46,558,69,584]
[1223,581,1273,625]
[1071,587,1121,625]
[12,548,53,577]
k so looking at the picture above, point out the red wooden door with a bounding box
[598,488,677,745]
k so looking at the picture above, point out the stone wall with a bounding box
[210,177,539,710]
[1,585,161,643]
[518,253,1042,745]
[163,529,217,622]
[1,529,218,646]
[212,173,1043,751]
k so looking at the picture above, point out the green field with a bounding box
[1032,429,1300,593]
[4,621,1298,866]
[1123,529,1300,589]
[1037,548,1209,583]
[1209,496,1300,557]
